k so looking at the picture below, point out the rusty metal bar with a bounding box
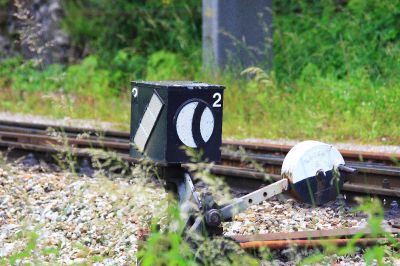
[239,238,397,249]
[231,226,400,243]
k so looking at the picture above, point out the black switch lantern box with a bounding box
[130,81,224,164]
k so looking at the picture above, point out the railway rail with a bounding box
[0,119,399,199]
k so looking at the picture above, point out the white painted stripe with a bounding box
[176,102,198,148]
[148,110,156,120]
[200,107,214,143]
[139,124,149,136]
[134,128,148,152]
[134,93,163,152]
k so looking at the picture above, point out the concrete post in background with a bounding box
[202,0,272,72]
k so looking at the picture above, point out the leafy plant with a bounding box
[137,206,197,266]
[61,0,202,65]
[146,50,198,81]
[273,0,400,84]
[64,56,110,95]
[11,61,64,92]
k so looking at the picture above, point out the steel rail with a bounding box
[0,121,399,198]
[2,128,397,178]
[1,130,398,178]
[223,140,400,163]
[0,138,399,198]
[1,119,399,164]
[0,120,129,138]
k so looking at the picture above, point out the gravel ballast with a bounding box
[223,197,365,236]
[0,161,399,265]
[223,196,400,266]
[0,162,167,264]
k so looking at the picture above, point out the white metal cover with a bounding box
[281,141,345,184]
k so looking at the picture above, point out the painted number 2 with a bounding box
[212,93,222,107]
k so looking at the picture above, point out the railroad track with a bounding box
[0,119,399,199]
[0,119,399,251]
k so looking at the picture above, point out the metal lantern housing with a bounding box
[130,81,224,164]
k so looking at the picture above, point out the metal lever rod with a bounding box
[338,164,358,175]
[177,172,202,208]
[177,171,205,233]
[220,179,289,220]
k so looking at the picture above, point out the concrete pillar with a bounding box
[202,0,272,72]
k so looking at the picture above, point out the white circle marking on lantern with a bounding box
[176,101,215,148]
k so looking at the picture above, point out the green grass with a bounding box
[1,0,400,144]
[0,58,399,144]
[220,69,400,144]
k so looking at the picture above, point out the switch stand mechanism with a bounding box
[161,164,289,236]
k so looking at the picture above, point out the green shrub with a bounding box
[8,60,64,92]
[0,56,114,96]
[61,0,202,90]
[61,0,202,65]
[64,56,111,95]
[0,57,23,88]
[273,0,400,84]
[108,50,146,90]
[146,50,198,80]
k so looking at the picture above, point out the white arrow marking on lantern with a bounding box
[134,93,163,152]
[176,101,214,148]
